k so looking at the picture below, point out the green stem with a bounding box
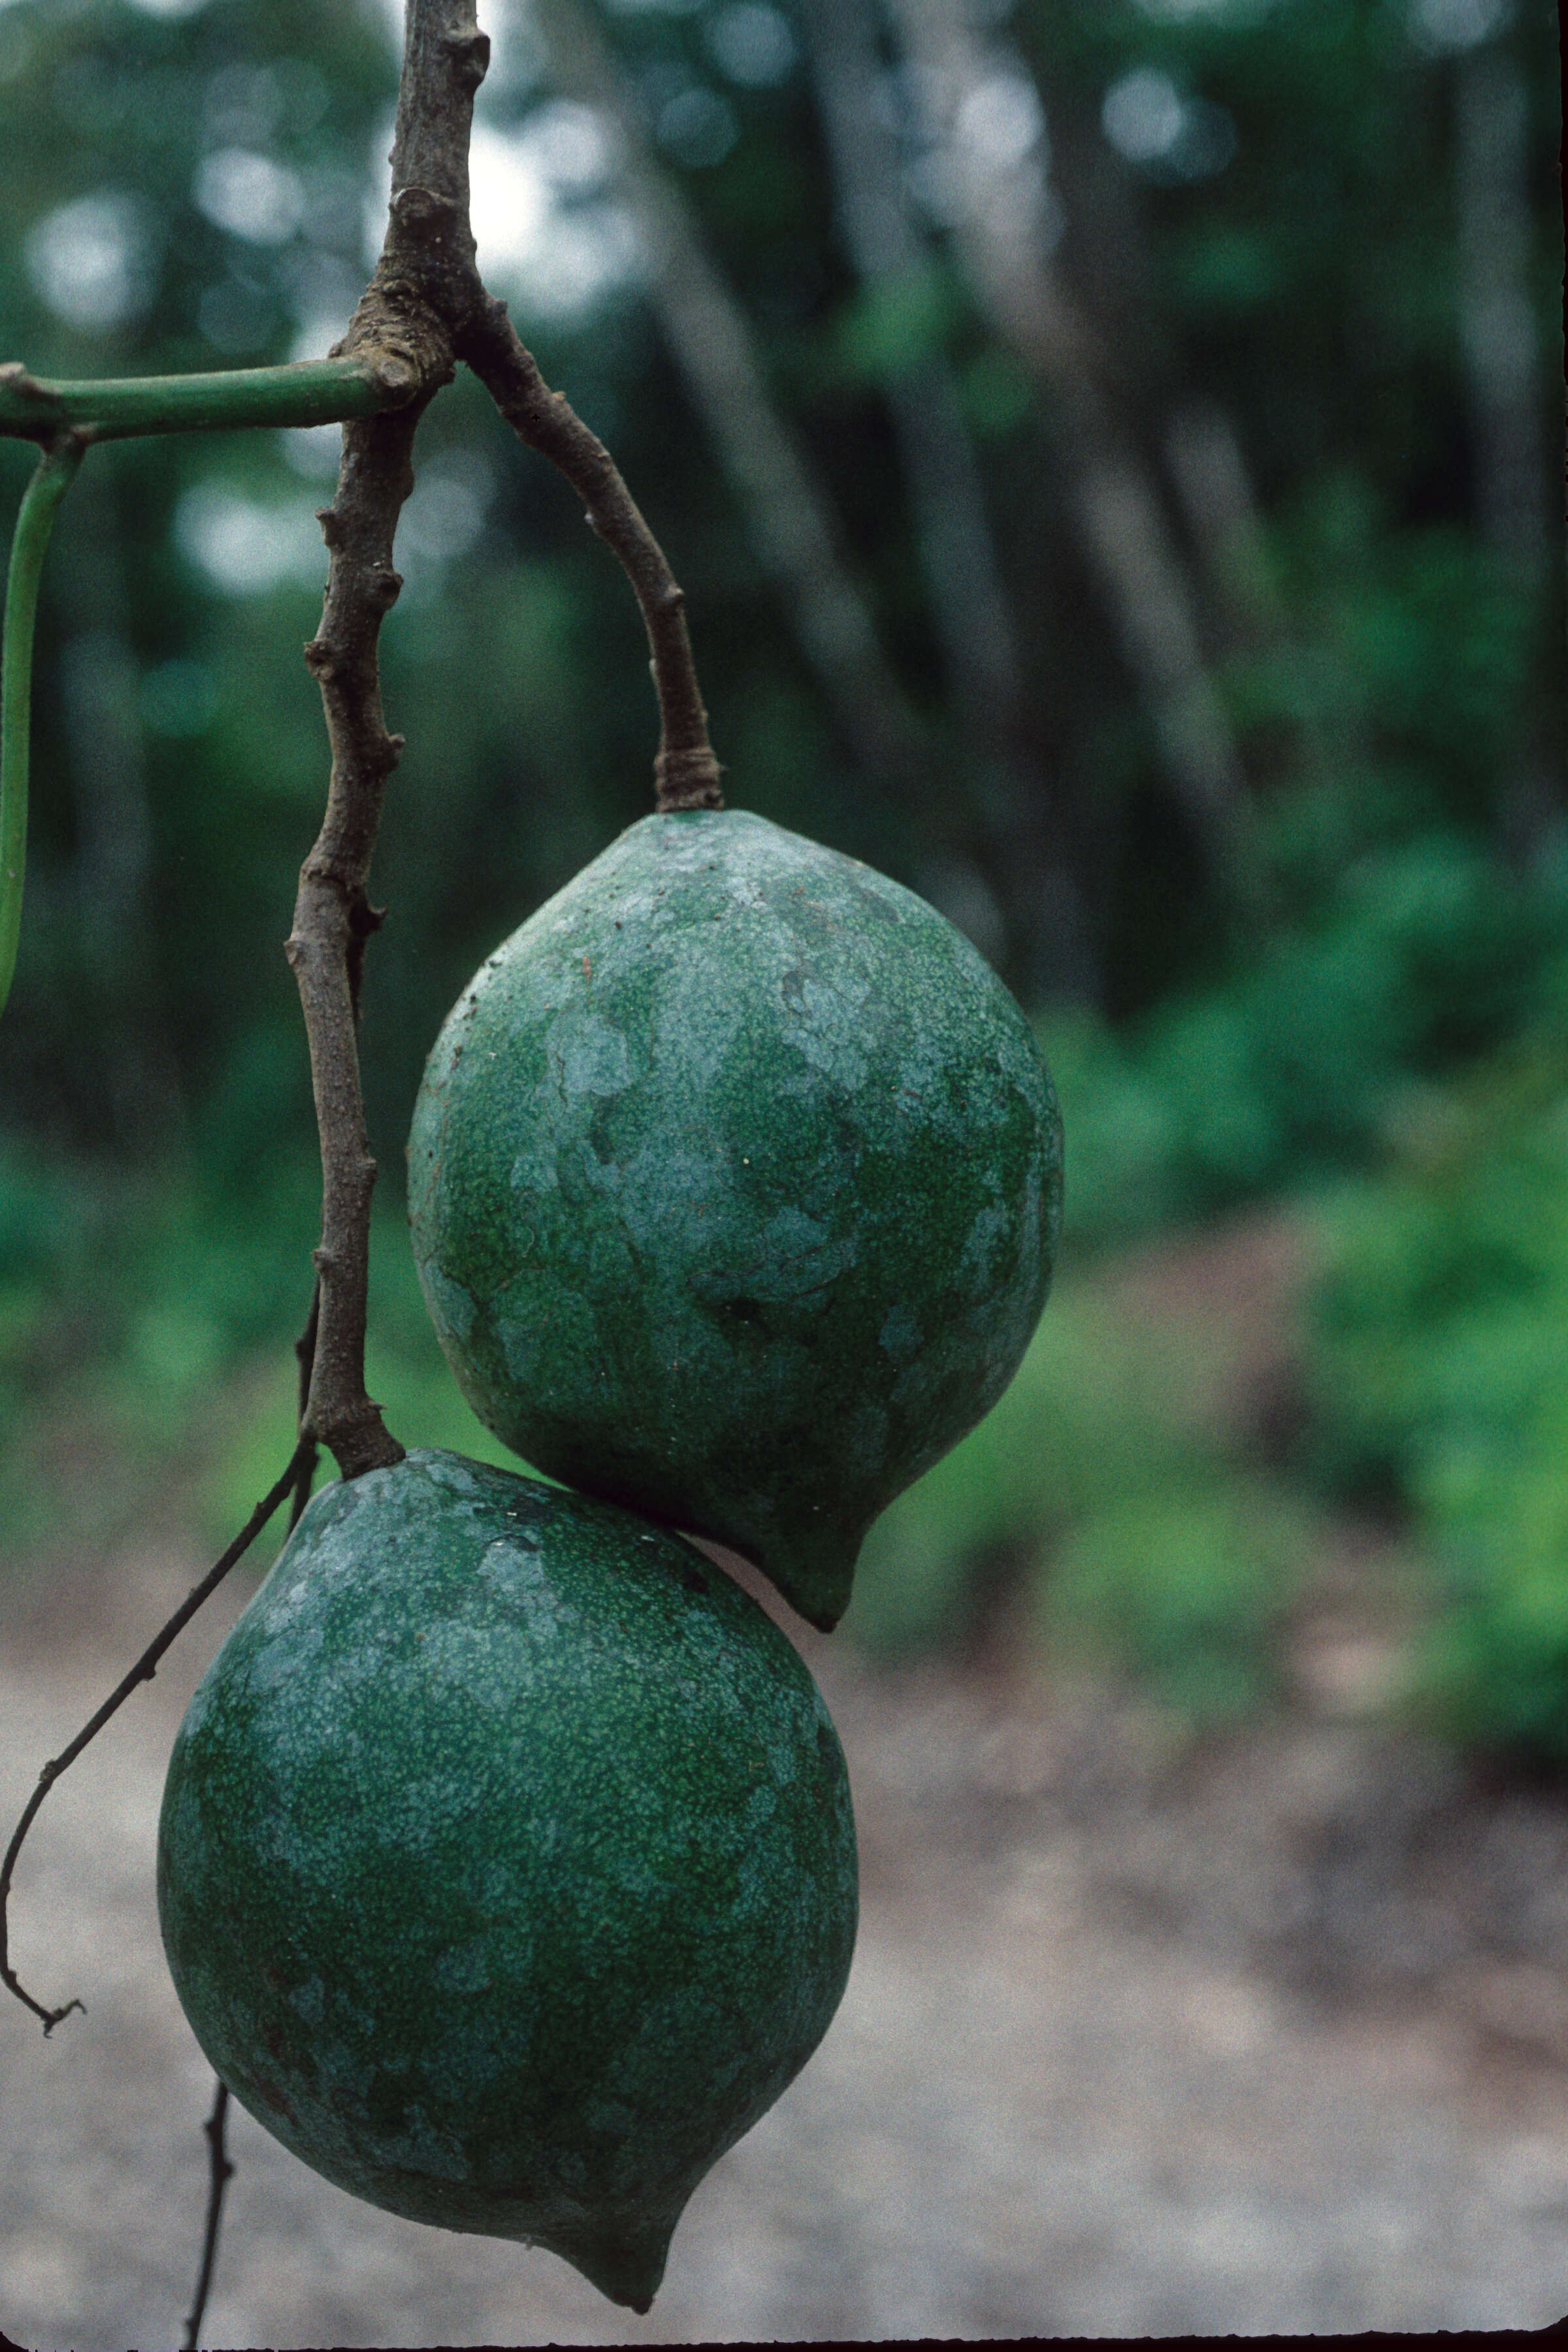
[1,436,85,1019]
[0,353,410,444]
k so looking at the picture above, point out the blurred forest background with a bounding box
[0,0,1562,1763]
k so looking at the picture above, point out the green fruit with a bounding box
[156,1448,858,2313]
[408,808,1062,1631]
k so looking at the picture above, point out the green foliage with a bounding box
[1,0,1559,1157]
[1411,1384,1568,1764]
[1043,834,1565,1249]
[843,1271,1315,1723]
[843,1283,1206,1650]
[1304,986,1568,1761]
[0,1124,519,1554]
[1232,485,1550,873]
[1040,1481,1312,1725]
[830,261,963,385]
[0,0,1561,1761]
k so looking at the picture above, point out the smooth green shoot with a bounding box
[0,355,401,444]
[1,438,86,1020]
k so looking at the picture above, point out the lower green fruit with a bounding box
[408,808,1063,1631]
[156,1448,858,2312]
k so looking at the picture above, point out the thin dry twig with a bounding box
[179,1289,321,2347]
[182,2079,234,2352]
[459,299,724,811]
[0,1439,315,2032]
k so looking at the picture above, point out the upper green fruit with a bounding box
[408,808,1063,1630]
[157,1447,858,2313]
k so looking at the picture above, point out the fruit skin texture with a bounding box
[156,1447,858,2313]
[407,808,1063,1631]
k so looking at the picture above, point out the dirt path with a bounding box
[5,1537,1568,2349]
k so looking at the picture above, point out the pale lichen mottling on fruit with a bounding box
[879,1302,923,1360]
[556,1013,634,1103]
[427,1257,483,1348]
[433,1939,493,1995]
[291,1974,327,2027]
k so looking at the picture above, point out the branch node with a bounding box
[391,185,459,231]
[442,27,491,90]
[0,361,53,402]
[369,354,421,402]
[655,747,726,812]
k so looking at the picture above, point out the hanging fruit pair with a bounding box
[158,796,1060,2313]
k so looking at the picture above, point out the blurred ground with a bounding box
[5,1511,1568,2351]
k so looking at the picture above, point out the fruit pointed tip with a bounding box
[558,2212,674,2313]
[766,1538,860,1635]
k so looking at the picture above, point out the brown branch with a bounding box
[289,1281,323,1525]
[287,0,725,1475]
[286,399,423,1477]
[0,1439,314,2033]
[283,0,477,1477]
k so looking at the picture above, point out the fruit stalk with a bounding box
[459,302,724,811]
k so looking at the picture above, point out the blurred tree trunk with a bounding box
[800,0,1017,727]
[1162,395,1353,825]
[1162,400,1287,651]
[886,0,1270,936]
[1453,37,1560,872]
[532,0,937,806]
[798,0,1098,1002]
[1455,44,1551,575]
